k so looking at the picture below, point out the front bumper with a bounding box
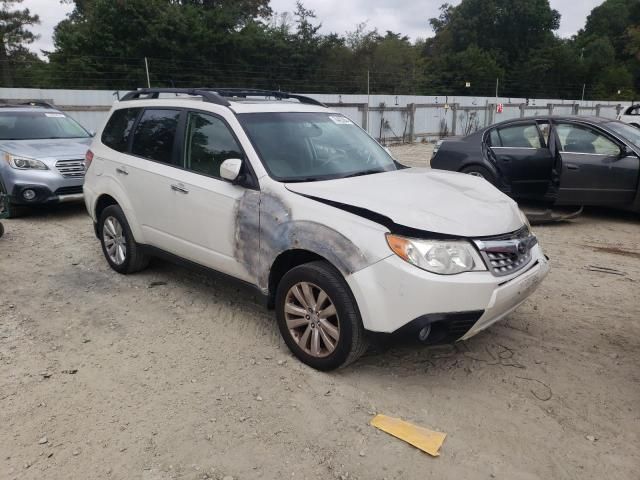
[346,244,549,340]
[2,167,84,205]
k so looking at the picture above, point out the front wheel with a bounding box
[275,261,368,371]
[99,205,149,274]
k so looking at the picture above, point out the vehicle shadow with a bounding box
[10,202,88,221]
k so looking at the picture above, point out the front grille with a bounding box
[55,159,86,178]
[55,186,83,196]
[474,228,537,277]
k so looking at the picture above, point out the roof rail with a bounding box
[120,88,231,107]
[212,88,327,107]
[120,88,326,108]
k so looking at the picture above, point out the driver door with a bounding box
[553,122,639,206]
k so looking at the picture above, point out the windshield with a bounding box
[606,120,640,147]
[0,111,91,140]
[238,112,397,182]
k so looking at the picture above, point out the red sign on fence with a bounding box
[496,103,504,114]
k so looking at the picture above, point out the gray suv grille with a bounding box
[474,228,537,277]
[55,159,86,178]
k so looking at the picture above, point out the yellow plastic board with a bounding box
[370,414,446,457]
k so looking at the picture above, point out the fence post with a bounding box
[519,103,526,118]
[547,103,554,116]
[362,103,369,133]
[487,103,494,126]
[408,103,416,143]
[572,103,579,115]
[451,104,458,136]
[595,104,601,117]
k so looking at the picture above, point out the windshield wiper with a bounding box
[337,169,387,179]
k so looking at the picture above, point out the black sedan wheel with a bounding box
[461,165,497,185]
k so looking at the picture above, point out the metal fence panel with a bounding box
[1,88,633,142]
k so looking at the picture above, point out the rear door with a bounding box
[124,108,184,251]
[554,121,638,206]
[490,121,554,200]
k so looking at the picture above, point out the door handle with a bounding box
[115,167,128,175]
[566,164,579,170]
[170,184,189,194]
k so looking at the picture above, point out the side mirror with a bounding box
[220,158,243,182]
[621,146,638,158]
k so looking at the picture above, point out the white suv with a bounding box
[83,88,549,370]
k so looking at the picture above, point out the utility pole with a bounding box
[144,57,151,88]
[495,77,499,104]
[367,70,371,135]
[581,84,586,102]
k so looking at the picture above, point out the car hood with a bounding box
[285,168,524,237]
[0,138,91,160]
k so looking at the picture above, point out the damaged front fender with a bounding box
[234,190,386,292]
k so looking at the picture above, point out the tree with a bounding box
[0,0,40,86]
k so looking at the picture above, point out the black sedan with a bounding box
[431,116,640,212]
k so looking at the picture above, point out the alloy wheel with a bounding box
[103,216,127,265]
[284,282,340,358]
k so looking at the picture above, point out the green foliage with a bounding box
[0,0,42,86]
[2,0,639,99]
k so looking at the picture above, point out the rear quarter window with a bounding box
[102,108,141,152]
[131,109,181,166]
[488,129,501,147]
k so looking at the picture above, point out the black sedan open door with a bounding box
[552,121,640,206]
[489,121,555,201]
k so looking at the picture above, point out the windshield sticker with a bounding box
[45,113,66,118]
[329,115,353,125]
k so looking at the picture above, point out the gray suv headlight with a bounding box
[386,234,487,275]
[4,153,48,170]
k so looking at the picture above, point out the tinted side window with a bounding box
[497,124,541,148]
[184,112,243,178]
[102,108,140,152]
[131,109,181,165]
[556,123,620,155]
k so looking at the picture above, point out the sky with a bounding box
[21,0,603,55]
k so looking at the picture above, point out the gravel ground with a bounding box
[1,144,639,480]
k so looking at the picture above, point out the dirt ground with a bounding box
[1,144,639,480]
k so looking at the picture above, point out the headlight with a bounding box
[4,153,48,170]
[386,234,486,275]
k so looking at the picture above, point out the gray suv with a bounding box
[0,102,92,216]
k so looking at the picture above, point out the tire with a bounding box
[0,178,23,219]
[98,204,149,274]
[275,261,368,371]
[461,165,497,185]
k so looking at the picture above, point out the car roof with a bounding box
[489,115,613,129]
[0,103,63,114]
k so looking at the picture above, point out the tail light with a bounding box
[84,149,94,170]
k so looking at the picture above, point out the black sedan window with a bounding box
[556,123,620,156]
[497,124,541,149]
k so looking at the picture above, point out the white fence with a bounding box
[1,88,631,143]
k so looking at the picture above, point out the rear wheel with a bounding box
[275,261,368,370]
[99,205,149,274]
[461,165,497,185]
